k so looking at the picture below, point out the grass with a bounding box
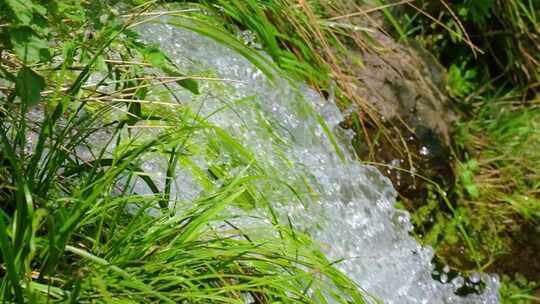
[393,1,540,302]
[1,0,539,302]
[409,91,540,302]
[397,0,540,91]
[0,1,374,302]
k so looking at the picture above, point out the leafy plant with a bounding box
[457,159,480,199]
[447,62,478,98]
[500,274,540,303]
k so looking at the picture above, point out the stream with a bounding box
[127,19,501,303]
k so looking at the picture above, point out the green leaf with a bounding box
[0,214,24,303]
[61,41,76,67]
[10,27,51,63]
[162,65,200,95]
[30,2,46,15]
[466,159,479,172]
[464,183,480,199]
[142,46,200,95]
[16,67,46,107]
[5,0,34,25]
[143,46,166,67]
[178,78,200,95]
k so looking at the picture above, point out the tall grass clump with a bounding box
[0,1,373,302]
[397,0,540,94]
[187,0,429,156]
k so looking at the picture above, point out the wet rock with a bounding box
[349,30,455,146]
[337,22,457,208]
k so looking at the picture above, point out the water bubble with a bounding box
[390,159,401,168]
[419,146,430,156]
[441,273,448,283]
[451,276,465,289]
[470,272,481,283]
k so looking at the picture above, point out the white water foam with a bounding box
[131,20,500,303]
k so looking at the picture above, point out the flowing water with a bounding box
[128,20,500,303]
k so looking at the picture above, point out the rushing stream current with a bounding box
[131,19,501,303]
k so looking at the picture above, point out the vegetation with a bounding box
[396,1,540,302]
[0,0,539,302]
[0,1,369,302]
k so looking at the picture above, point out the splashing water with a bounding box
[133,20,500,303]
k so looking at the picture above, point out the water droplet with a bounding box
[470,272,481,283]
[451,276,464,288]
[390,159,401,168]
[441,273,448,283]
[443,265,450,273]
[419,146,430,156]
